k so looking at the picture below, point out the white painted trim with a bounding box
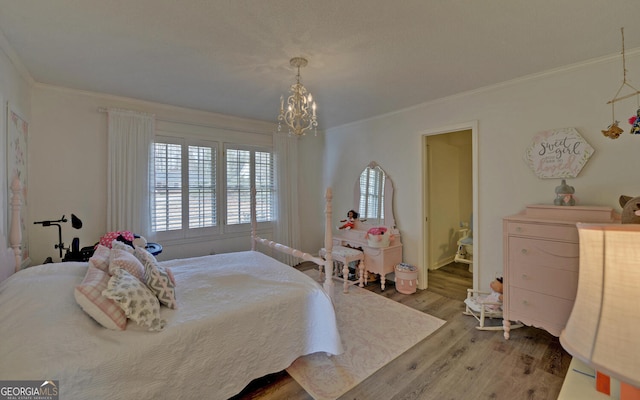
[420,120,479,291]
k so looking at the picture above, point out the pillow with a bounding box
[99,231,135,248]
[103,269,166,332]
[74,266,127,330]
[134,246,177,309]
[109,248,145,281]
[88,244,110,272]
[111,239,134,254]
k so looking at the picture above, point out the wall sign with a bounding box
[524,127,594,179]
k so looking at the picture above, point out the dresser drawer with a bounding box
[506,221,578,242]
[508,237,579,272]
[509,262,578,300]
[508,287,574,329]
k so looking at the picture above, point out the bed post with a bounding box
[250,187,257,251]
[10,176,22,272]
[323,188,335,293]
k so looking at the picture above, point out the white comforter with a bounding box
[0,251,342,399]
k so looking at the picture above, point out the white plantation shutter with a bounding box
[152,142,182,231]
[226,147,274,225]
[152,140,218,236]
[188,145,216,228]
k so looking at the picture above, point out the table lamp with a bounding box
[560,223,640,399]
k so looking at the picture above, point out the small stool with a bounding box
[319,246,365,293]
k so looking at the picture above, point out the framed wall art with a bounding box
[524,127,594,179]
[7,104,30,267]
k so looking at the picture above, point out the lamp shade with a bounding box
[560,223,640,387]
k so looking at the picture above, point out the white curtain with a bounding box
[273,132,300,266]
[107,109,155,236]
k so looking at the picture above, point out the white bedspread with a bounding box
[0,251,342,399]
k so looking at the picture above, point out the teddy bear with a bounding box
[619,195,640,224]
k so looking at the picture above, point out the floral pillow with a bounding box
[74,266,127,330]
[109,248,145,281]
[134,246,177,309]
[103,268,166,332]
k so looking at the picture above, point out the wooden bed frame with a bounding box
[250,187,335,294]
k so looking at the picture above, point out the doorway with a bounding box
[420,122,479,291]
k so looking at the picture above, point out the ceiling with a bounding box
[1,1,639,130]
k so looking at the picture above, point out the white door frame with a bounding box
[420,120,479,291]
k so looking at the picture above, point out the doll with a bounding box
[338,210,359,230]
[465,277,504,312]
[487,277,504,303]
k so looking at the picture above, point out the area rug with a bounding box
[286,273,446,400]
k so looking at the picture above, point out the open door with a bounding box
[421,122,479,291]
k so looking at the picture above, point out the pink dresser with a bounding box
[502,205,618,339]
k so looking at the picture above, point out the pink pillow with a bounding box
[109,249,145,281]
[74,266,127,330]
[99,231,134,248]
[88,244,110,272]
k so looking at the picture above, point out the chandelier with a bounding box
[278,57,318,136]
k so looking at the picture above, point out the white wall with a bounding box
[321,49,640,293]
[29,85,277,264]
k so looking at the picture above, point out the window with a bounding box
[225,147,274,225]
[151,137,274,240]
[152,138,218,237]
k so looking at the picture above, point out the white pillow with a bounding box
[74,266,127,330]
[103,268,166,332]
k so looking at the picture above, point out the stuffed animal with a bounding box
[554,179,576,206]
[619,195,640,224]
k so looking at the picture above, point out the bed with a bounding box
[0,180,342,399]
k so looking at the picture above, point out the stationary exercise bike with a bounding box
[34,214,95,263]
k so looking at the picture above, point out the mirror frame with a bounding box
[353,161,396,229]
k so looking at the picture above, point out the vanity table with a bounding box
[333,227,402,291]
[331,162,403,290]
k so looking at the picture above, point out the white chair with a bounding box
[463,289,523,331]
[454,216,473,272]
[319,246,364,293]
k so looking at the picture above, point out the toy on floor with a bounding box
[338,210,358,230]
[463,277,522,331]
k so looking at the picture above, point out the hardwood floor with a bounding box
[232,262,571,400]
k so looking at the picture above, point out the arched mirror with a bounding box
[353,162,396,228]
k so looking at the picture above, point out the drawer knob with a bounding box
[522,300,529,306]
[521,274,529,280]
[516,227,523,232]
[521,248,528,255]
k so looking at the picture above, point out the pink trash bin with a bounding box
[395,263,418,294]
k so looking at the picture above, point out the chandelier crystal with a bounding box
[278,57,318,136]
